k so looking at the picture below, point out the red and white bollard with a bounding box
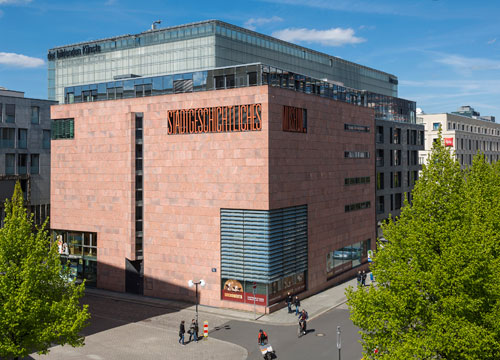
[203,320,208,339]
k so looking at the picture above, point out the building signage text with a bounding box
[47,45,102,60]
[167,104,262,135]
[283,105,307,133]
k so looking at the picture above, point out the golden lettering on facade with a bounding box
[168,104,262,135]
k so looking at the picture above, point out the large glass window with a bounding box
[326,239,370,279]
[220,205,307,306]
[53,230,97,287]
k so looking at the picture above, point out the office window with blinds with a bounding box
[220,205,308,284]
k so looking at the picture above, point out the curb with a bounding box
[85,287,349,326]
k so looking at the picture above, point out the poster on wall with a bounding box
[221,279,268,305]
[222,279,244,303]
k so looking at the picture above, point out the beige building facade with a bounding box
[418,110,500,167]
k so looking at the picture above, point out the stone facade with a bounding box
[51,85,375,312]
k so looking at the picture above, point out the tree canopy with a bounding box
[0,182,89,359]
[347,132,500,359]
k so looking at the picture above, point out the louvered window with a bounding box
[220,205,307,284]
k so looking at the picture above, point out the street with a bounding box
[29,292,362,360]
[211,303,362,360]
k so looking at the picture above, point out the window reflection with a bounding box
[63,63,415,124]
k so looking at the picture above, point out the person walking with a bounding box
[357,270,362,286]
[178,320,185,345]
[286,292,293,313]
[361,270,367,287]
[188,319,198,343]
[294,296,301,316]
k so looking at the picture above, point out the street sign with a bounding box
[367,250,373,262]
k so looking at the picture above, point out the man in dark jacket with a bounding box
[357,271,362,286]
[361,271,367,286]
[294,296,301,315]
[286,292,293,313]
[179,320,185,345]
[188,318,198,342]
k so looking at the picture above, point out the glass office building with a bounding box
[48,20,398,104]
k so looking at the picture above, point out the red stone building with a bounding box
[51,82,375,312]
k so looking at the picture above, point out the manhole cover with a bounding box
[316,333,326,337]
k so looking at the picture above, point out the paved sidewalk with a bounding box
[84,274,369,326]
[30,323,247,360]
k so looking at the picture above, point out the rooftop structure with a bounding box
[48,20,398,103]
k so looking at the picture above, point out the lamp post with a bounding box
[188,279,206,325]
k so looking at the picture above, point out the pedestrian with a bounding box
[357,270,362,286]
[286,292,292,313]
[178,320,185,345]
[361,270,367,287]
[188,319,198,342]
[294,296,300,316]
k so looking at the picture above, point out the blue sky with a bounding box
[1,0,499,118]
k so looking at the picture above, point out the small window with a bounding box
[43,130,51,149]
[51,118,74,139]
[30,154,39,175]
[5,154,15,175]
[432,122,440,131]
[31,106,40,124]
[17,129,27,149]
[17,154,27,175]
[5,104,15,123]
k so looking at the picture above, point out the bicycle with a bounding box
[297,319,307,338]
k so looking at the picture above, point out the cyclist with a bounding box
[298,309,308,335]
[258,329,268,345]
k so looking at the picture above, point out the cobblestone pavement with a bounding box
[29,294,247,360]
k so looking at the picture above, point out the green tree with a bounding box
[0,182,89,359]
[346,132,500,359]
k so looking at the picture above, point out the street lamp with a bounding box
[188,279,206,325]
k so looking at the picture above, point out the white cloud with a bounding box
[0,52,44,68]
[0,0,32,4]
[272,27,365,46]
[244,16,283,31]
[487,38,497,45]
[436,54,500,72]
